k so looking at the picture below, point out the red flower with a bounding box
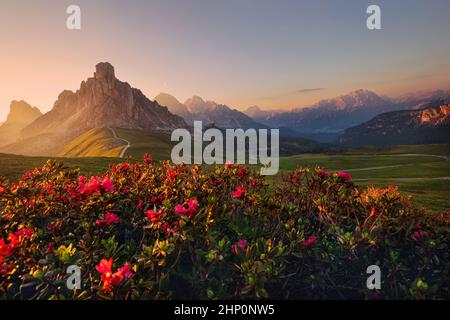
[231,239,248,255]
[144,153,153,165]
[137,199,144,209]
[47,243,55,254]
[118,263,133,279]
[96,258,133,292]
[337,171,351,183]
[301,235,317,249]
[0,186,4,193]
[96,212,119,227]
[145,209,164,223]
[175,199,199,216]
[101,177,114,192]
[232,185,247,198]
[96,258,113,274]
[224,162,234,167]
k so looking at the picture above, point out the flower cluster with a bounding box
[96,258,133,292]
[0,160,447,300]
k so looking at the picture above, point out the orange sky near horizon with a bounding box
[1,0,450,121]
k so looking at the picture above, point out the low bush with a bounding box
[0,156,448,299]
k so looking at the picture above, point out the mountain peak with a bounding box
[94,62,115,80]
[7,100,42,124]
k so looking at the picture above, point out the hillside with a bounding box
[57,127,127,157]
[338,104,450,147]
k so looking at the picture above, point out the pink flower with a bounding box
[175,199,199,216]
[337,171,351,183]
[118,263,133,279]
[87,176,101,192]
[232,185,247,198]
[144,153,153,165]
[224,162,234,167]
[301,235,317,249]
[318,168,331,178]
[411,230,428,241]
[137,199,144,209]
[231,239,248,255]
[101,177,114,192]
[96,212,119,227]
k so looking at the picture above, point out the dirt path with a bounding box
[108,127,131,158]
[361,153,450,161]
[354,177,450,182]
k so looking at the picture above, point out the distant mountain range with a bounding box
[242,89,450,142]
[338,104,450,146]
[0,62,448,157]
[155,93,267,129]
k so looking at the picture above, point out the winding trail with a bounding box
[108,127,131,158]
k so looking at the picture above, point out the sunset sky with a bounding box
[1,0,450,121]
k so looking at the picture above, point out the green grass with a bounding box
[0,153,123,181]
[114,128,173,161]
[344,143,450,156]
[279,154,444,172]
[57,127,125,157]
[277,145,450,212]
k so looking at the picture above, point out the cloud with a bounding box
[295,88,325,93]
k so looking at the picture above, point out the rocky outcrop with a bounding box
[22,62,187,141]
[337,104,450,146]
[0,100,42,147]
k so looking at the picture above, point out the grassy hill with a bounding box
[56,126,174,160]
[57,127,125,157]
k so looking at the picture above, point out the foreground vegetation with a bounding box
[0,157,448,299]
[1,143,449,212]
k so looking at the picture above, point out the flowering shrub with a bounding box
[0,158,448,300]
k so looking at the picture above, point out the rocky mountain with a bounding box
[23,63,186,141]
[253,90,402,136]
[337,104,450,146]
[154,93,190,119]
[243,106,283,122]
[155,93,267,129]
[393,89,450,109]
[0,100,42,147]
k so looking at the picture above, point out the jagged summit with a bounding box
[94,62,115,80]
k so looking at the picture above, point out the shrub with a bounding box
[0,158,448,299]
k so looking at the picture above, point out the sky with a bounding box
[0,0,450,121]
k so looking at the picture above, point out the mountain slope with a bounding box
[57,127,126,157]
[0,100,42,147]
[337,104,450,147]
